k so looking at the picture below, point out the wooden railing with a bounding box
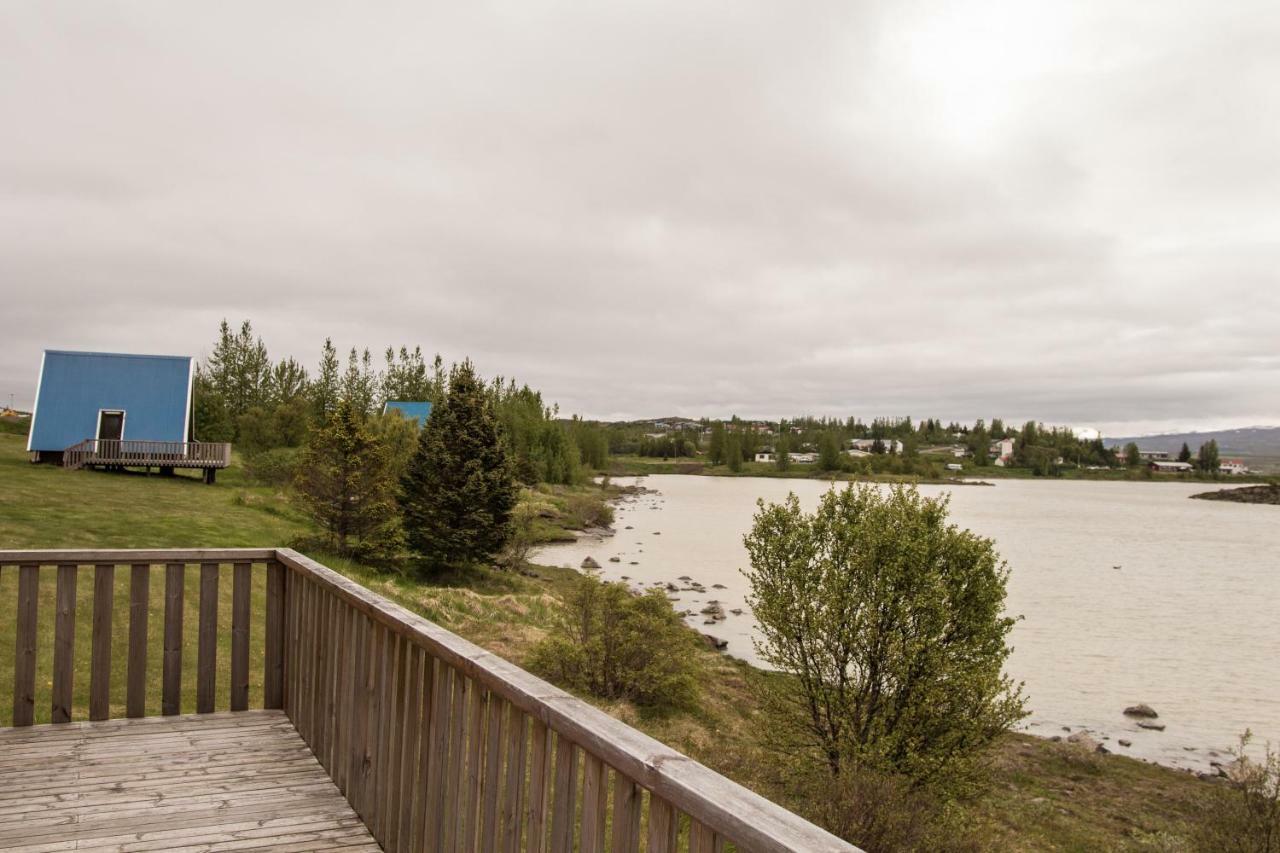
[62,439,233,470]
[0,549,856,853]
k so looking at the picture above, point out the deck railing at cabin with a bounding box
[0,548,856,853]
[62,439,232,469]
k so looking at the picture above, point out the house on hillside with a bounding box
[1149,460,1194,473]
[27,350,229,481]
[1220,459,1250,475]
[990,438,1015,464]
[383,400,433,428]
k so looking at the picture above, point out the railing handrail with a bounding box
[0,548,857,853]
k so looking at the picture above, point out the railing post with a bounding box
[264,560,286,709]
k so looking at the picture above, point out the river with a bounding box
[532,475,1280,772]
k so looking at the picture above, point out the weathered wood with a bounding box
[384,633,409,853]
[610,774,642,853]
[502,706,529,853]
[690,819,717,853]
[230,562,251,711]
[0,710,377,850]
[197,563,219,714]
[462,676,486,851]
[274,547,855,853]
[526,719,552,853]
[12,564,39,727]
[581,752,609,853]
[442,670,467,851]
[423,660,453,850]
[263,561,285,709]
[52,564,77,724]
[347,613,372,822]
[394,643,423,853]
[0,548,274,565]
[411,649,437,852]
[90,564,115,721]
[162,563,185,716]
[480,692,506,853]
[648,795,678,853]
[126,563,150,718]
[550,734,580,852]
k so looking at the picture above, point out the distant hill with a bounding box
[1105,426,1280,457]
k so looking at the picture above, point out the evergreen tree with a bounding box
[1178,442,1192,463]
[1198,439,1220,473]
[400,361,516,573]
[312,338,341,419]
[341,348,380,415]
[776,437,791,472]
[203,319,272,437]
[293,400,401,559]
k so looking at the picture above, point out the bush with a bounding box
[529,575,700,711]
[1195,733,1280,852]
[244,446,302,487]
[744,484,1026,797]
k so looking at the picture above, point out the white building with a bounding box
[1220,459,1250,475]
[754,451,775,464]
[847,438,904,454]
[990,438,1015,463]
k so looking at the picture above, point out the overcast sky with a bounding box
[3,1,1277,435]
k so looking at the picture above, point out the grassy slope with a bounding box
[0,434,1211,850]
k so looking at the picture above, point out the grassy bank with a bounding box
[0,433,1214,849]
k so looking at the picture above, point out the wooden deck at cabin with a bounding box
[0,710,378,853]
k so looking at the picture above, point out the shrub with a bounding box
[744,484,1026,797]
[244,446,302,487]
[1195,732,1280,852]
[529,575,700,711]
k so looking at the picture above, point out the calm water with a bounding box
[533,475,1280,771]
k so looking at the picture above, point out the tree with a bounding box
[776,437,791,472]
[341,347,380,416]
[709,422,726,466]
[1178,442,1192,463]
[529,575,700,710]
[400,360,516,573]
[744,484,1026,796]
[293,400,401,559]
[202,319,272,438]
[725,431,743,472]
[1124,441,1143,468]
[311,338,341,420]
[819,431,842,471]
[1198,439,1221,474]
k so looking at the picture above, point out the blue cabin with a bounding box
[382,400,433,428]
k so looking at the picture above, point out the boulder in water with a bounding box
[1123,704,1159,718]
[581,557,601,569]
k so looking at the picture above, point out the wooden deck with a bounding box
[0,710,378,852]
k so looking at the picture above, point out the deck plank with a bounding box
[0,710,377,851]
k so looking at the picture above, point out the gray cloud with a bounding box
[2,0,1277,435]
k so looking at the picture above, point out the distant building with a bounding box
[847,438,903,454]
[1220,459,1250,475]
[790,452,818,464]
[945,463,964,471]
[989,438,1015,463]
[1149,460,1194,473]
[754,451,775,463]
[1138,449,1171,461]
[28,350,195,461]
[382,400,433,429]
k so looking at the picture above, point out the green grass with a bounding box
[0,433,1218,850]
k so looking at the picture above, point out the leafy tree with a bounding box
[1124,441,1143,468]
[529,575,700,710]
[192,371,234,442]
[744,484,1026,796]
[725,432,743,472]
[776,437,791,472]
[293,400,401,559]
[400,360,516,573]
[1198,439,1221,474]
[709,422,726,466]
[1178,442,1192,463]
[819,431,843,471]
[269,358,309,405]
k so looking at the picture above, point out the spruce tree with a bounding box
[294,400,401,559]
[1178,442,1192,463]
[400,360,516,573]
